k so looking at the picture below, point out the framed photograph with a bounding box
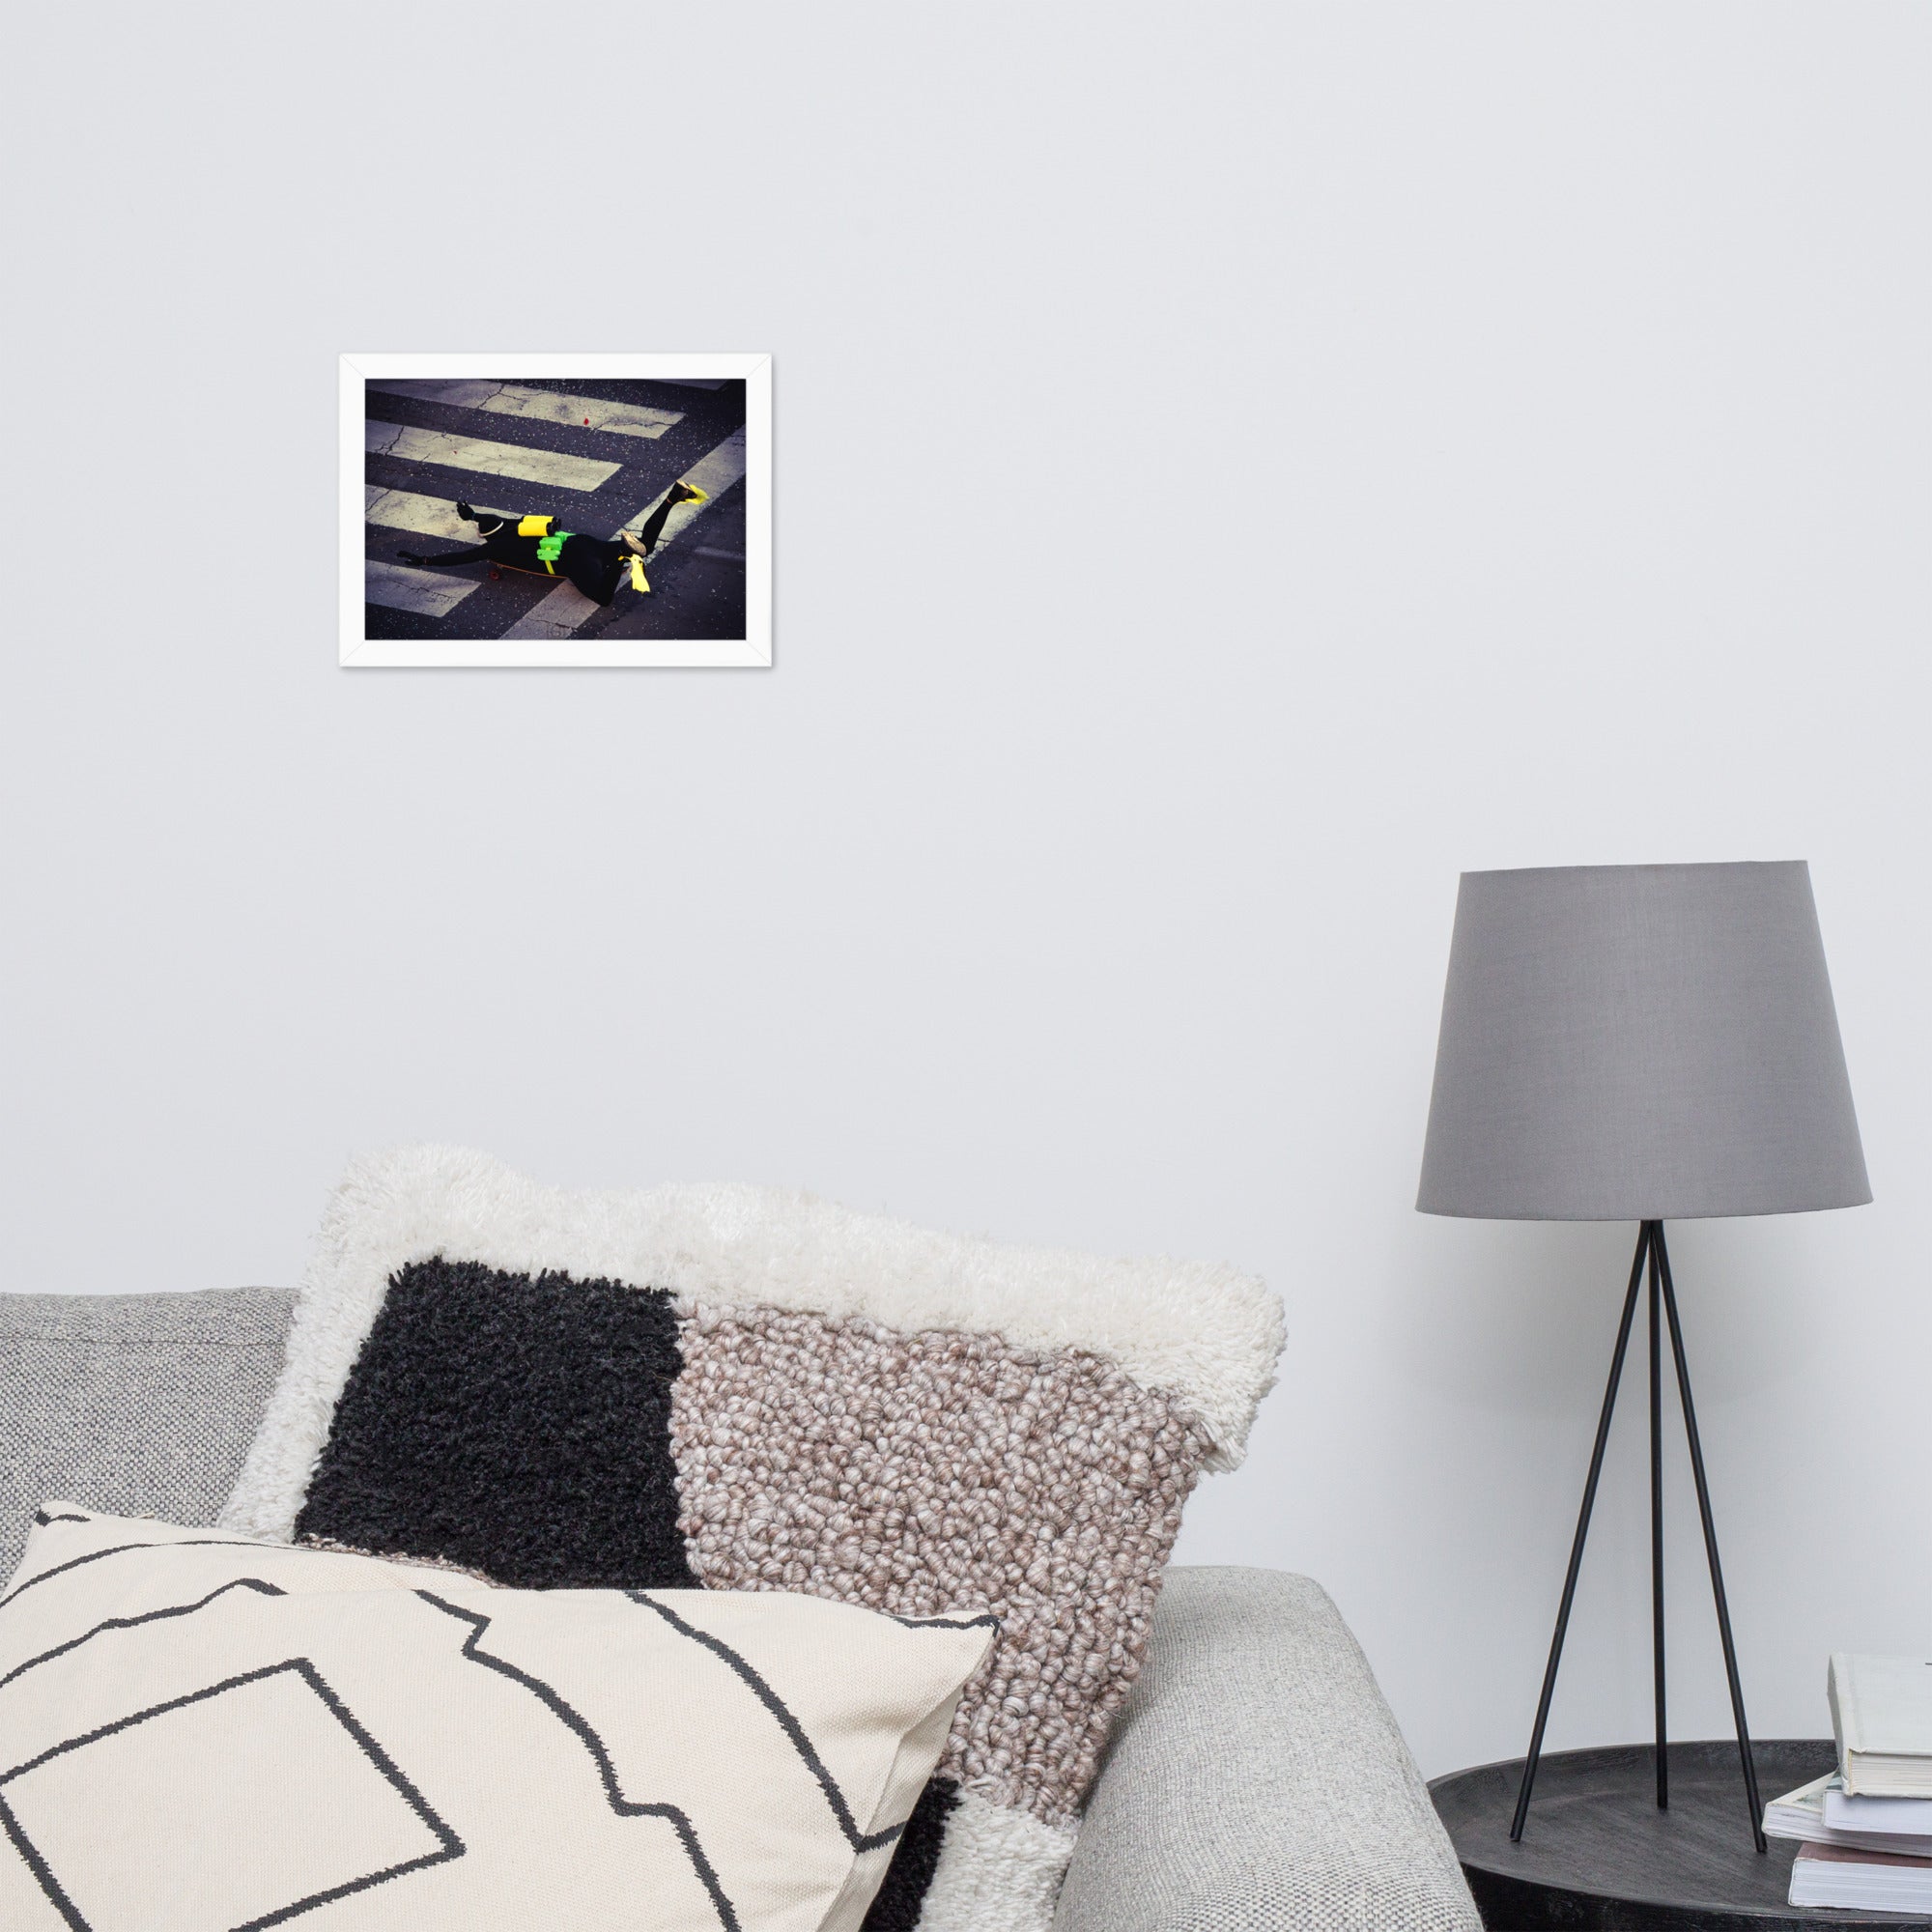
[340,353,771,668]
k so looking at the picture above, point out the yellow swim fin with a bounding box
[677,482,709,505]
[630,555,650,593]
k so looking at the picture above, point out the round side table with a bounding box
[1431,1740,1932,1929]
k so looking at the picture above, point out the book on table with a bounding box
[1763,1772,1932,1858]
[1824,1778,1932,1843]
[1788,1840,1932,1913]
[1830,1654,1932,1797]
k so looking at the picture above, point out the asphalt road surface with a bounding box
[362,378,749,646]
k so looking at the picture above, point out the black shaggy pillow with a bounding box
[296,1261,698,1590]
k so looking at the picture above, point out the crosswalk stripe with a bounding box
[495,580,606,642]
[364,485,474,542]
[365,559,481,617]
[497,428,749,642]
[364,420,621,491]
[367,380,683,440]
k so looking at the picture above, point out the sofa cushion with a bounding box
[0,1290,293,1584]
[220,1145,1285,1932]
[1054,1567,1481,1932]
[0,1505,994,1932]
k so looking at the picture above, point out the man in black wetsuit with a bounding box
[396,482,706,606]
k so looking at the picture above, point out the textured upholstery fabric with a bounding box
[1055,1567,1481,1932]
[0,1290,294,1583]
[2,1291,1469,1926]
[221,1149,1289,1931]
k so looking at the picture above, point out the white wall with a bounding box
[4,3,1926,1779]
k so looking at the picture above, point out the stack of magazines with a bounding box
[1763,1654,1932,1913]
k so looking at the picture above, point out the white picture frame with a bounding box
[340,353,772,668]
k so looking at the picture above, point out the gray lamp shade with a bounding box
[1417,862,1869,1221]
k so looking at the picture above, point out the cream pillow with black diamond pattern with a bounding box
[0,1506,995,1932]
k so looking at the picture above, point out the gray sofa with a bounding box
[0,1288,1482,1931]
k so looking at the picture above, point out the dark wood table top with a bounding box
[1431,1740,1932,1929]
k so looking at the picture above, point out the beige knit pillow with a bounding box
[221,1147,1285,1931]
[0,1506,993,1932]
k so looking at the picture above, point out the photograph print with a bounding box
[341,354,771,668]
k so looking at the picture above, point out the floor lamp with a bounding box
[1417,862,1869,1849]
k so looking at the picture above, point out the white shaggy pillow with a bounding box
[0,1506,994,1932]
[220,1147,1286,1932]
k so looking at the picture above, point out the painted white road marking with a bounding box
[367,380,682,439]
[497,580,607,640]
[363,487,476,542]
[364,558,481,617]
[364,419,620,490]
[497,429,748,642]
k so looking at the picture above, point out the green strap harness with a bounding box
[519,514,573,572]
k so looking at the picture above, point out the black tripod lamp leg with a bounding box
[1509,1224,1652,1841]
[1654,1225,1768,1855]
[1649,1227,1667,1810]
